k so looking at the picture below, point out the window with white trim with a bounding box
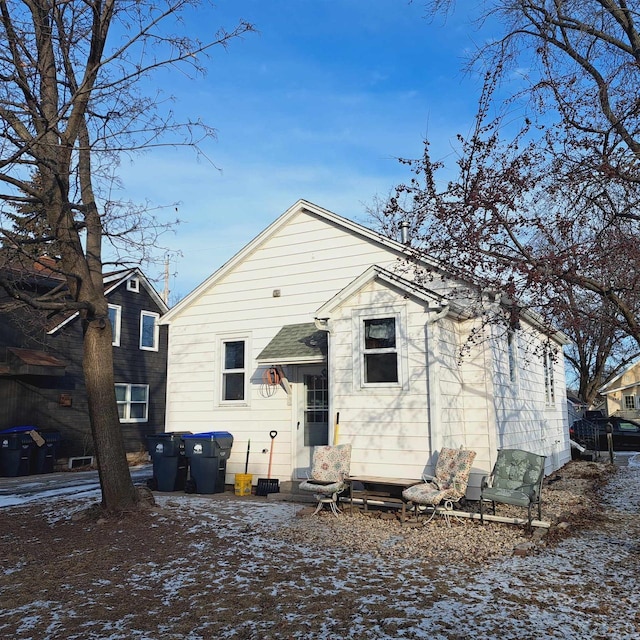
[108,304,121,347]
[624,395,636,410]
[222,340,246,402]
[362,317,398,384]
[139,311,159,351]
[543,350,555,406]
[127,277,140,292]
[115,384,149,422]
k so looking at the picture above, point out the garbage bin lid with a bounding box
[0,425,38,434]
[182,431,233,440]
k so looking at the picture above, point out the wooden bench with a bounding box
[346,475,422,523]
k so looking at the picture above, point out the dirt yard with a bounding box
[0,459,638,639]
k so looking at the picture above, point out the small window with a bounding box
[543,349,555,406]
[127,277,140,292]
[624,395,636,410]
[222,340,245,401]
[115,384,149,422]
[507,329,518,385]
[363,318,398,384]
[108,304,121,347]
[140,311,159,351]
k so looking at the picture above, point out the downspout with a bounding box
[426,303,449,462]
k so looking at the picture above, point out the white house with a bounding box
[160,200,571,496]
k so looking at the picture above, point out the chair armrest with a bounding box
[480,475,491,490]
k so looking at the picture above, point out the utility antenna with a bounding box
[162,254,170,304]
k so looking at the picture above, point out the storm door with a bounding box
[294,365,328,478]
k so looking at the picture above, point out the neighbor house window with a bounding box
[115,384,149,422]
[543,350,555,406]
[139,311,159,351]
[624,395,636,410]
[363,317,398,384]
[108,304,121,347]
[127,277,140,292]
[222,340,246,401]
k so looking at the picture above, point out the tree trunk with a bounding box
[83,315,138,511]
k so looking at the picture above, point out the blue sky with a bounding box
[121,1,497,302]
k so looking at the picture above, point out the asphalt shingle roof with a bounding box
[257,323,327,363]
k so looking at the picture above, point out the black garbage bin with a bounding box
[183,431,234,494]
[146,432,190,492]
[32,430,61,474]
[0,426,36,477]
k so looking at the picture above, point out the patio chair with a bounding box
[479,448,546,531]
[402,446,476,526]
[298,444,352,516]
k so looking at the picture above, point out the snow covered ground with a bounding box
[0,456,638,639]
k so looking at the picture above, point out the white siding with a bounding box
[165,208,407,482]
[164,202,571,487]
[328,279,432,478]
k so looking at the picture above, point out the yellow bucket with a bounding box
[234,473,253,497]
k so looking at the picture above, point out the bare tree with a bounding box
[380,2,640,394]
[0,0,253,511]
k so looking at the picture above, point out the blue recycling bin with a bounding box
[146,432,190,492]
[182,431,234,494]
[0,426,36,477]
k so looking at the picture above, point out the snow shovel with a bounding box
[256,431,280,496]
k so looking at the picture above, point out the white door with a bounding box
[294,365,328,479]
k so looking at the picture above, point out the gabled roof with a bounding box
[47,268,168,334]
[315,264,454,318]
[598,359,640,395]
[160,199,445,324]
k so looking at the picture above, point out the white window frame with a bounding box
[353,308,407,390]
[219,337,249,405]
[127,276,140,292]
[624,394,636,410]
[139,311,159,351]
[115,383,149,423]
[543,349,556,406]
[108,304,121,347]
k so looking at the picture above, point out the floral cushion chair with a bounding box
[402,447,476,525]
[480,448,546,531]
[299,444,352,516]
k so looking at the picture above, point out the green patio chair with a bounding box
[480,448,546,530]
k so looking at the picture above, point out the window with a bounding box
[543,350,555,406]
[363,317,398,384]
[624,395,636,410]
[140,311,159,351]
[115,384,149,422]
[507,329,518,385]
[127,277,140,292]
[222,340,246,401]
[108,304,121,347]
